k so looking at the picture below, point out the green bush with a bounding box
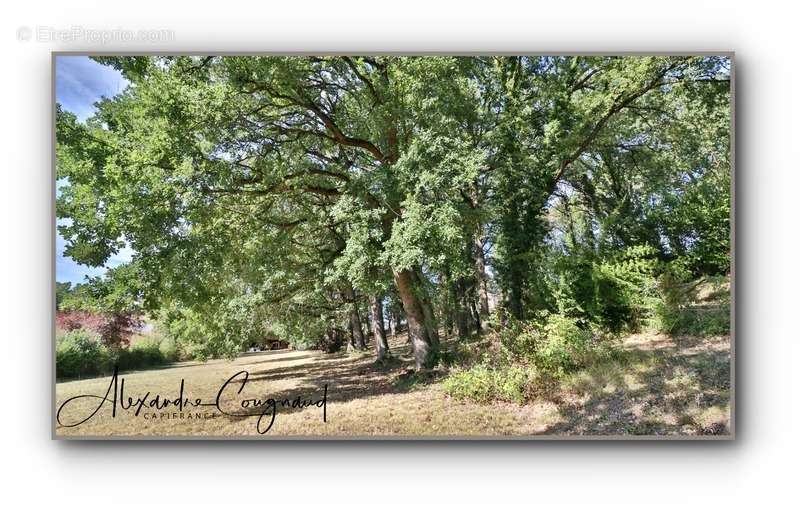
[494,313,538,361]
[663,307,730,336]
[446,311,596,404]
[56,330,111,379]
[114,337,170,370]
[553,245,660,334]
[443,364,534,404]
[495,311,593,376]
[654,267,731,336]
[56,332,183,380]
[535,313,593,376]
[158,336,180,362]
[593,245,660,333]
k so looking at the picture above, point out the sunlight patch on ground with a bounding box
[55,332,730,437]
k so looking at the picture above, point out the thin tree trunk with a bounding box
[346,322,356,352]
[363,299,374,337]
[369,294,389,361]
[474,236,490,317]
[470,296,482,336]
[508,275,524,320]
[393,306,404,334]
[393,269,435,370]
[388,310,397,337]
[344,285,366,351]
[351,308,366,350]
[452,281,469,339]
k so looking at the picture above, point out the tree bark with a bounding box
[369,294,389,361]
[452,281,470,339]
[412,269,440,347]
[393,269,436,370]
[469,296,482,336]
[346,322,357,352]
[351,308,366,350]
[388,309,397,337]
[508,274,524,320]
[344,285,366,351]
[474,236,491,317]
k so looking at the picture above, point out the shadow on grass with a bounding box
[217,335,458,428]
[543,336,731,436]
[210,330,730,437]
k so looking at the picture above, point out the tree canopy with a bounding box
[57,55,731,369]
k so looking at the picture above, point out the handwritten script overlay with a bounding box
[57,367,328,434]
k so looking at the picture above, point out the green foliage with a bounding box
[443,364,534,404]
[112,337,170,370]
[56,330,184,380]
[653,270,731,336]
[445,309,598,404]
[658,306,731,337]
[535,313,594,375]
[56,55,731,362]
[56,330,110,379]
[55,281,72,309]
[495,312,593,376]
[550,245,660,334]
[161,306,228,361]
[591,245,661,333]
[158,335,180,362]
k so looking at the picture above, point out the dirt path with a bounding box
[55,332,730,437]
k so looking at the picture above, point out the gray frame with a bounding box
[52,51,735,441]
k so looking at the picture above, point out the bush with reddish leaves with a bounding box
[56,310,142,348]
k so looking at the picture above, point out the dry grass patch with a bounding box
[55,332,729,437]
[548,332,731,436]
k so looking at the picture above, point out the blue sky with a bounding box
[56,56,133,285]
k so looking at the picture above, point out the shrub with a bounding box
[535,313,593,376]
[663,307,730,336]
[443,364,534,404]
[654,266,731,336]
[494,313,538,361]
[446,310,597,404]
[592,246,660,333]
[114,337,169,370]
[158,336,180,362]
[56,332,182,380]
[553,245,660,334]
[56,330,111,379]
[55,309,142,348]
[495,311,593,377]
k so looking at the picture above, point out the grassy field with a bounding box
[55,331,730,438]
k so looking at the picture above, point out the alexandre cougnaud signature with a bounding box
[56,367,328,434]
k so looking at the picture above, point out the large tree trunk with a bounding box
[393,269,436,370]
[369,294,389,361]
